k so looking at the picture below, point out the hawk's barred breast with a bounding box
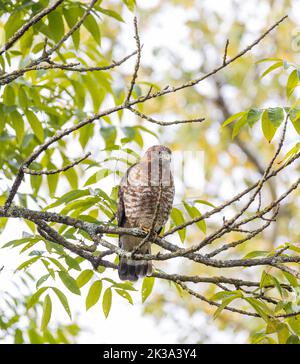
[123,184,175,231]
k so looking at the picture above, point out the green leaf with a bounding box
[260,270,274,290]
[47,257,67,272]
[63,7,80,49]
[36,274,50,289]
[247,108,262,127]
[51,287,72,319]
[291,118,300,135]
[47,11,65,42]
[213,295,238,319]
[46,189,90,209]
[27,287,49,309]
[10,110,24,143]
[18,87,28,108]
[287,69,299,97]
[100,126,117,148]
[41,294,52,331]
[256,57,283,64]
[286,335,300,344]
[20,27,34,55]
[28,329,42,344]
[123,0,136,11]
[58,271,81,295]
[232,114,248,138]
[14,329,24,344]
[171,208,186,243]
[99,7,124,22]
[47,167,59,197]
[25,110,44,142]
[76,269,94,288]
[268,107,284,128]
[287,316,300,335]
[244,297,272,322]
[115,289,133,304]
[15,256,40,271]
[102,287,112,318]
[112,282,137,291]
[222,111,246,127]
[65,167,78,190]
[243,250,269,259]
[278,143,300,165]
[271,275,283,297]
[5,11,23,40]
[65,256,81,271]
[86,280,102,310]
[122,126,136,141]
[289,108,300,134]
[84,169,112,186]
[3,85,15,105]
[183,202,206,233]
[84,14,101,44]
[259,61,283,79]
[194,199,216,208]
[277,323,290,344]
[250,332,267,344]
[210,290,242,301]
[142,276,155,303]
[261,110,277,142]
[282,271,298,288]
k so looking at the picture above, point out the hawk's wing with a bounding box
[117,163,137,249]
[117,163,137,228]
[117,181,126,228]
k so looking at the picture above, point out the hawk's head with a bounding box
[142,145,172,163]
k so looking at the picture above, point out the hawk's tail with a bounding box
[118,248,152,282]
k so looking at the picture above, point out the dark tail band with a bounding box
[118,257,152,282]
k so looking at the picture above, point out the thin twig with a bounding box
[125,17,142,103]
[128,106,205,126]
[223,39,230,65]
[23,152,91,175]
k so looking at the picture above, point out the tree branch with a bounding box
[125,16,142,103]
[23,152,91,175]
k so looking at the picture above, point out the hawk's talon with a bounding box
[140,226,151,234]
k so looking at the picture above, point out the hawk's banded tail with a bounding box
[118,245,152,282]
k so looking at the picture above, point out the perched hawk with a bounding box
[117,145,175,281]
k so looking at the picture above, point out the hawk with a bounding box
[117,145,175,281]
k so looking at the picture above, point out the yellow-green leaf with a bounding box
[286,69,299,98]
[76,269,94,288]
[25,110,44,142]
[259,61,283,79]
[86,280,102,310]
[10,110,24,143]
[102,287,112,318]
[51,287,72,319]
[142,276,155,303]
[58,271,81,295]
[222,111,246,127]
[261,110,277,142]
[41,294,52,331]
